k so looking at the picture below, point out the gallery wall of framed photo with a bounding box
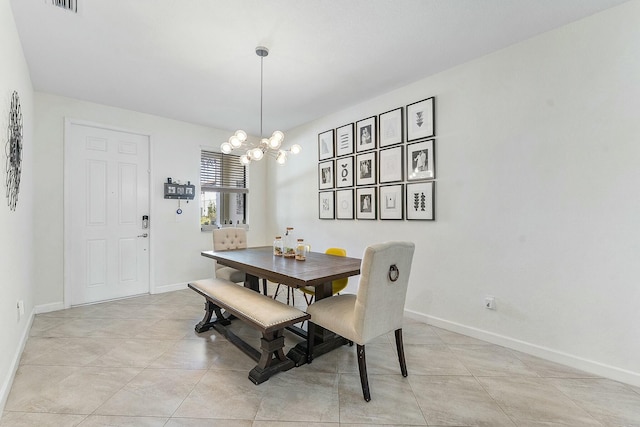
[318,97,436,221]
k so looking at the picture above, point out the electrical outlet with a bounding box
[484,296,496,310]
[17,300,25,318]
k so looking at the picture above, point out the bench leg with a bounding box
[195,300,231,333]
[248,329,295,385]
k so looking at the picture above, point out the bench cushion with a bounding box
[190,278,309,332]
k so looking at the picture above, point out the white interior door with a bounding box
[65,121,150,306]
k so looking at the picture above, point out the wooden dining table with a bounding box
[201,246,362,364]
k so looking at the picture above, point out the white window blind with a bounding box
[200,151,247,193]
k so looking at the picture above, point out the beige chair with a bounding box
[212,227,268,295]
[306,241,415,401]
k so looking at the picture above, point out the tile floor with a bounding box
[2,287,640,426]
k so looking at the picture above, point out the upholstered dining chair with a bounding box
[212,227,267,295]
[306,241,415,401]
[300,247,348,305]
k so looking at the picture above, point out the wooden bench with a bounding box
[189,278,310,384]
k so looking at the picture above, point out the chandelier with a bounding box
[221,46,301,165]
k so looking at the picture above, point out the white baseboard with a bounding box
[0,308,34,417]
[34,301,65,314]
[405,309,640,388]
[152,282,190,294]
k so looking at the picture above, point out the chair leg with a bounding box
[262,278,268,296]
[394,328,408,377]
[307,322,316,364]
[357,344,371,402]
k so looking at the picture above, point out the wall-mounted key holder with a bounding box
[164,177,195,200]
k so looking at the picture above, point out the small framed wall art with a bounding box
[406,139,435,181]
[356,151,376,186]
[336,189,354,219]
[335,156,354,188]
[318,160,334,190]
[318,191,335,219]
[378,145,403,184]
[379,184,404,220]
[356,116,376,152]
[356,186,377,220]
[406,181,434,220]
[318,129,334,160]
[335,123,354,157]
[379,107,403,147]
[406,97,435,142]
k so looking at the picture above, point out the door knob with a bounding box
[137,233,148,238]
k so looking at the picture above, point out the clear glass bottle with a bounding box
[295,238,308,261]
[283,227,295,258]
[273,236,283,256]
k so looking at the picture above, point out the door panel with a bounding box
[66,122,150,305]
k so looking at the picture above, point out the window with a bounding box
[200,150,247,230]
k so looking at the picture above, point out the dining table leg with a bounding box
[286,281,349,366]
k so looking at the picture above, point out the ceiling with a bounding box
[10,0,628,137]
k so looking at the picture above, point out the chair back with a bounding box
[354,241,415,343]
[213,228,247,251]
[325,247,349,294]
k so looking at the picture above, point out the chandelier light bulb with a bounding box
[239,154,251,165]
[276,151,287,164]
[221,142,232,154]
[290,144,302,154]
[235,130,247,142]
[268,136,282,150]
[271,130,284,143]
[230,135,242,148]
[252,147,264,160]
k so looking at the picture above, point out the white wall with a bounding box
[267,1,640,386]
[0,0,35,413]
[33,93,269,309]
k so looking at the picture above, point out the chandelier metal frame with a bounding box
[221,46,301,165]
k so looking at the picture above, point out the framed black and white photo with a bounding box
[318,129,334,160]
[336,123,354,157]
[378,146,403,184]
[356,187,377,220]
[407,181,434,220]
[379,107,403,147]
[356,116,376,152]
[318,160,334,190]
[336,189,354,220]
[356,151,376,186]
[406,139,435,180]
[379,184,404,220]
[336,156,354,188]
[406,97,435,142]
[319,191,335,219]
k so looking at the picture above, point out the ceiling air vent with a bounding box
[51,0,77,13]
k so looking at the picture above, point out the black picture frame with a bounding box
[319,191,335,219]
[379,184,404,220]
[356,116,377,152]
[406,181,435,220]
[335,156,354,188]
[335,123,354,157]
[379,107,403,147]
[356,187,377,220]
[378,145,403,184]
[318,129,335,160]
[406,139,435,181]
[335,189,354,220]
[318,160,334,190]
[356,151,376,186]
[406,97,435,142]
